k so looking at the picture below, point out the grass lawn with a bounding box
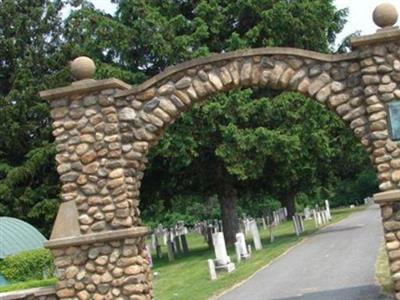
[376,242,394,295]
[0,278,56,293]
[0,206,364,298]
[152,206,365,300]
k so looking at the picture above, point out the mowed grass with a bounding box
[152,207,365,300]
[376,243,394,295]
[0,278,56,293]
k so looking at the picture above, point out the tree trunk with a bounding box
[219,187,239,246]
[283,191,296,219]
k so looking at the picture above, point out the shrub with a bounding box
[0,248,55,282]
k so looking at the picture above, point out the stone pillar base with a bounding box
[45,227,152,300]
[375,190,400,300]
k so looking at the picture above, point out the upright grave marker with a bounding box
[249,220,263,250]
[212,232,235,272]
[235,232,250,262]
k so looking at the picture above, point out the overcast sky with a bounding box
[88,0,399,46]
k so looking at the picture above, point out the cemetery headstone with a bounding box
[181,234,189,255]
[208,259,217,281]
[243,219,250,236]
[212,232,235,272]
[299,214,305,232]
[261,217,267,230]
[249,220,262,250]
[267,216,275,243]
[167,238,175,262]
[317,211,323,226]
[145,244,153,268]
[235,232,250,261]
[293,216,300,236]
[173,228,182,255]
[304,207,312,220]
[325,200,332,220]
[321,211,327,225]
[207,224,214,249]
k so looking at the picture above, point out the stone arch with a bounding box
[113,48,372,197]
[39,30,400,300]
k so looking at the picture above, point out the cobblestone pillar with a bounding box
[375,191,400,300]
[40,58,153,300]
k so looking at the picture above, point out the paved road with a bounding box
[219,205,388,300]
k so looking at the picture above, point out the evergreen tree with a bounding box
[0,0,72,235]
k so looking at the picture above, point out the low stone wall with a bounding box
[0,286,56,300]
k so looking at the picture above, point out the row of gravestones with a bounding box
[207,207,290,280]
[208,201,332,280]
[146,221,190,264]
[303,200,332,231]
[144,201,332,281]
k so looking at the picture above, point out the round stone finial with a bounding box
[373,3,398,28]
[70,56,96,80]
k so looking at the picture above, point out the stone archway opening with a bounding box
[37,4,400,300]
[137,83,372,248]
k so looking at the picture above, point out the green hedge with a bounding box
[0,249,55,282]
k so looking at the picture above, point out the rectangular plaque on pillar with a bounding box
[388,101,400,141]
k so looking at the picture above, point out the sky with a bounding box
[87,0,399,46]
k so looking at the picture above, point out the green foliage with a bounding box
[333,169,379,206]
[143,195,221,228]
[239,193,281,218]
[0,0,74,236]
[0,249,55,282]
[0,0,377,237]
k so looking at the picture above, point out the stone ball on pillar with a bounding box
[373,3,398,28]
[70,56,96,81]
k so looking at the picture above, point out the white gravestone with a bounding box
[208,259,217,280]
[320,211,326,225]
[304,207,312,220]
[151,234,156,250]
[262,217,267,230]
[312,209,319,227]
[235,241,242,263]
[235,233,250,260]
[299,215,304,232]
[249,220,262,250]
[292,216,299,236]
[325,200,332,220]
[267,216,275,243]
[243,219,251,236]
[323,211,330,224]
[145,244,153,268]
[212,232,235,272]
[163,231,168,245]
[273,211,279,225]
[247,244,252,256]
[317,211,323,226]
